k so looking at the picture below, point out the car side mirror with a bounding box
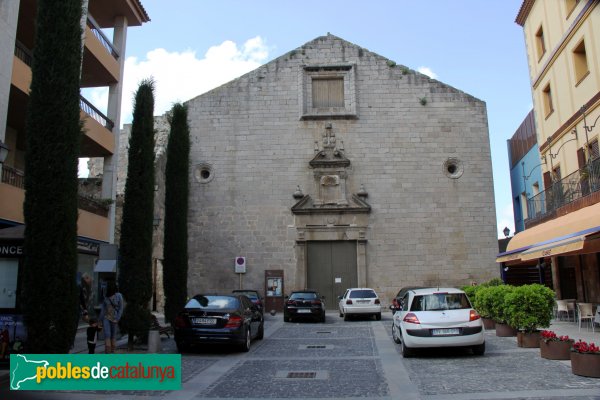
[321,296,325,300]
[284,295,289,299]
[338,296,342,300]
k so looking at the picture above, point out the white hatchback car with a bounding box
[391,287,485,357]
[338,288,382,321]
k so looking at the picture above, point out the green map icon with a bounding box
[10,354,49,390]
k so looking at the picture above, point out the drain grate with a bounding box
[287,372,317,379]
[307,345,326,349]
[316,331,331,334]
[299,344,333,350]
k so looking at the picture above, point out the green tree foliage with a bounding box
[163,103,190,324]
[505,284,555,332]
[22,0,83,353]
[118,79,156,349]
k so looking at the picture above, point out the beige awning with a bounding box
[496,202,600,263]
[519,234,587,261]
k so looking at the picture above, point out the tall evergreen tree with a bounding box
[22,0,83,353]
[163,103,190,324]
[118,79,155,350]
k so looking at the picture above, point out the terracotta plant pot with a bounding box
[517,331,541,348]
[495,323,518,337]
[540,340,574,360]
[571,352,600,378]
[482,317,495,330]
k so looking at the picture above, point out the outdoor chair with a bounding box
[577,303,595,332]
[555,300,569,321]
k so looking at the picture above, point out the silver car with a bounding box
[391,287,485,357]
[338,288,382,321]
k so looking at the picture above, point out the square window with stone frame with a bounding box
[300,65,357,119]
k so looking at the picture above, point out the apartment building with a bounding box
[0,0,149,317]
[498,0,600,302]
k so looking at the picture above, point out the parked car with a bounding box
[232,289,264,314]
[284,290,326,322]
[338,288,382,321]
[173,294,264,352]
[391,287,485,357]
[390,286,425,312]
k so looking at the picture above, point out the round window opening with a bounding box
[194,163,214,184]
[443,158,464,179]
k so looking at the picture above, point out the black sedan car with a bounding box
[174,294,264,352]
[232,289,264,314]
[284,290,326,322]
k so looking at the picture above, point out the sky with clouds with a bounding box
[82,0,532,239]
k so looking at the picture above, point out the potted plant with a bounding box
[571,340,600,378]
[505,284,555,347]
[471,286,495,330]
[539,330,573,360]
[486,285,518,337]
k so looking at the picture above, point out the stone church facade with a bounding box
[175,34,498,307]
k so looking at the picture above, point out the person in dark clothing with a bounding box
[87,318,102,354]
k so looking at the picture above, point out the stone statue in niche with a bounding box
[320,175,340,205]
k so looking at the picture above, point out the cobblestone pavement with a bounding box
[2,313,600,400]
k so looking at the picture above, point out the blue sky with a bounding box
[89,0,532,238]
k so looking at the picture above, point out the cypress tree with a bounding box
[118,79,155,350]
[163,103,190,324]
[22,0,83,353]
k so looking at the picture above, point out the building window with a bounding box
[566,0,580,18]
[573,39,589,84]
[300,65,357,119]
[312,78,344,108]
[521,192,528,220]
[542,84,554,118]
[553,165,562,182]
[532,182,540,197]
[535,26,546,61]
[587,139,599,161]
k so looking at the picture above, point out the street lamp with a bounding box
[503,226,510,238]
[0,140,9,165]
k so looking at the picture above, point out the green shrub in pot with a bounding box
[505,284,555,333]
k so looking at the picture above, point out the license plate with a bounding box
[431,328,460,336]
[297,309,311,313]
[357,300,369,304]
[192,317,217,325]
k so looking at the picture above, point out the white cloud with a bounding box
[497,202,515,239]
[417,66,438,79]
[84,36,270,127]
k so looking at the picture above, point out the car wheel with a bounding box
[401,340,414,358]
[320,313,326,323]
[284,316,290,322]
[343,313,350,321]
[375,313,381,321]
[257,323,264,340]
[472,342,485,356]
[392,323,401,344]
[239,327,251,352]
[339,310,343,318]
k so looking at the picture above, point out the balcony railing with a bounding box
[1,165,25,189]
[14,40,33,66]
[86,15,119,60]
[0,168,109,217]
[80,95,114,131]
[526,155,600,221]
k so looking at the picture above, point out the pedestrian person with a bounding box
[80,273,93,321]
[0,325,9,359]
[86,318,102,354]
[98,280,123,353]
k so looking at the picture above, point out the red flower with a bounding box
[572,340,600,354]
[540,330,571,343]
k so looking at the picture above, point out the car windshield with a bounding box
[410,293,471,311]
[234,291,259,300]
[290,292,317,300]
[349,290,377,299]
[185,295,239,309]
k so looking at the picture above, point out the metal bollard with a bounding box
[147,330,161,353]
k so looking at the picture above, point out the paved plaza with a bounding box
[1,313,600,400]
